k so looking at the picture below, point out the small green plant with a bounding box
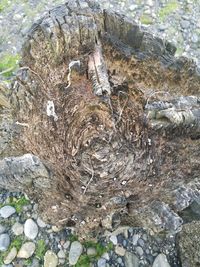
[75,254,93,267]
[13,196,30,213]
[24,258,33,266]
[5,196,30,213]
[75,241,114,267]
[0,196,30,212]
[159,1,179,22]
[10,236,23,251]
[35,239,47,260]
[68,233,78,242]
[0,53,20,78]
[0,0,9,12]
[0,251,7,265]
[140,14,153,25]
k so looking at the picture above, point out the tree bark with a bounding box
[1,0,200,236]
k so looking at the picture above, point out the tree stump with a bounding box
[1,0,200,236]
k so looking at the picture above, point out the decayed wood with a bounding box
[0,0,200,236]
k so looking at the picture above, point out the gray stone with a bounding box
[17,242,36,258]
[124,229,128,238]
[63,241,70,249]
[117,257,123,264]
[44,250,58,267]
[102,252,109,260]
[138,238,145,247]
[0,224,6,234]
[2,264,13,267]
[59,258,65,265]
[97,258,106,267]
[24,219,38,239]
[4,247,17,264]
[152,253,170,267]
[0,206,16,218]
[136,246,143,257]
[69,241,83,265]
[0,233,10,251]
[12,222,23,236]
[132,234,139,245]
[124,252,139,267]
[57,249,65,258]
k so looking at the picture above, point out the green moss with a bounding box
[35,239,47,260]
[10,236,23,251]
[24,258,33,266]
[0,53,20,77]
[69,234,79,242]
[140,14,153,25]
[0,196,30,212]
[159,1,179,22]
[0,0,9,12]
[0,251,7,265]
[75,241,114,267]
[75,254,93,267]
[14,197,30,213]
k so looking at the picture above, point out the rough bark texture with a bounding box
[0,0,200,236]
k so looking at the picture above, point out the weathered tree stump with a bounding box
[1,0,200,236]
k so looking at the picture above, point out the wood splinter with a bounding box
[88,44,111,96]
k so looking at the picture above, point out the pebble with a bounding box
[0,206,16,218]
[24,219,38,239]
[12,222,23,236]
[97,257,107,267]
[136,246,144,257]
[44,250,58,267]
[52,225,62,232]
[37,217,47,228]
[0,233,10,251]
[110,235,118,245]
[17,242,36,258]
[63,241,70,249]
[152,253,170,267]
[69,241,83,265]
[138,238,145,247]
[124,251,139,267]
[132,234,139,245]
[59,258,65,265]
[87,247,97,256]
[115,245,126,256]
[102,252,110,260]
[117,257,123,264]
[57,249,65,258]
[4,247,17,264]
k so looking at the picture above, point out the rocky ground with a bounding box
[0,0,200,266]
[0,190,180,267]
